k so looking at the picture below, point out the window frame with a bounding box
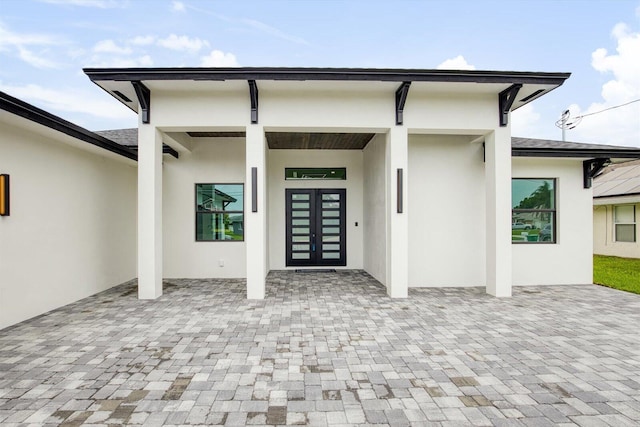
[285,167,347,180]
[195,183,245,242]
[512,178,557,244]
[613,204,636,243]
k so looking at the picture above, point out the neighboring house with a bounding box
[593,160,640,259]
[0,91,137,330]
[2,67,640,330]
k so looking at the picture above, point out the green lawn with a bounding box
[593,255,640,295]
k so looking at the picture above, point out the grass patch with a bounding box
[594,255,640,295]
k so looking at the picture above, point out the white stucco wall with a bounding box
[143,83,556,294]
[363,134,387,285]
[163,137,247,278]
[0,119,137,330]
[267,149,364,270]
[593,201,640,258]
[408,135,486,287]
[512,158,593,285]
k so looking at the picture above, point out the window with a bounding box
[512,179,556,243]
[614,205,636,242]
[195,184,244,241]
[285,168,346,180]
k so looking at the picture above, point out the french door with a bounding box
[285,189,346,266]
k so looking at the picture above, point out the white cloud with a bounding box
[0,23,63,68]
[0,82,133,120]
[130,35,155,45]
[87,54,153,68]
[0,23,61,49]
[172,1,185,12]
[240,18,308,45]
[93,39,132,55]
[39,0,126,8]
[566,23,640,147]
[17,46,60,69]
[511,104,542,137]
[437,55,476,70]
[200,50,239,67]
[157,34,209,53]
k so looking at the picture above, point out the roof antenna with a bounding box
[555,109,582,141]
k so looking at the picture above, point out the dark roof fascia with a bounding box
[83,67,571,85]
[594,192,640,199]
[512,147,640,159]
[0,91,137,161]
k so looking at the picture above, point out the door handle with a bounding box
[312,233,316,252]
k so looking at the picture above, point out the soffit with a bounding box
[265,132,375,150]
[86,67,569,116]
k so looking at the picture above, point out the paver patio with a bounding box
[1,270,639,426]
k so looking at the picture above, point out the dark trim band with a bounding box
[594,192,640,199]
[512,147,640,158]
[84,67,571,85]
[0,91,137,161]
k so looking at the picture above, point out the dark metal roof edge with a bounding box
[594,192,640,199]
[512,147,640,159]
[83,67,571,85]
[0,91,137,161]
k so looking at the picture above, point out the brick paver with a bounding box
[1,271,639,426]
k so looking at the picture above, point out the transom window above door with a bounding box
[285,168,346,180]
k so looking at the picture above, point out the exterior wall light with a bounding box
[0,174,9,216]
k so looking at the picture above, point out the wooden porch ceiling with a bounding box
[187,131,376,149]
[265,132,375,149]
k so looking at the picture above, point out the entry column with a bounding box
[386,127,409,298]
[245,125,267,299]
[138,125,163,299]
[485,128,512,297]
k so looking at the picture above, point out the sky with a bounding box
[1,0,639,147]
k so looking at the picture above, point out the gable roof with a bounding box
[0,91,137,161]
[593,160,640,198]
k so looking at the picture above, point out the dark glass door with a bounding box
[285,189,346,266]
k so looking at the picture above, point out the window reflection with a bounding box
[512,179,556,243]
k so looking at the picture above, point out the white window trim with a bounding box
[613,204,636,243]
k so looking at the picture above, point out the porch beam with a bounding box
[248,80,259,124]
[498,84,522,127]
[131,81,151,124]
[583,158,610,189]
[164,132,194,153]
[163,145,179,159]
[395,81,411,125]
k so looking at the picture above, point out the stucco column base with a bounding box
[138,125,163,299]
[245,125,267,299]
[386,127,409,298]
[485,128,512,297]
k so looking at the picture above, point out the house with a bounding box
[0,91,137,330]
[2,67,640,330]
[82,67,640,300]
[593,160,640,258]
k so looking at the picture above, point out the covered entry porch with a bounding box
[83,67,570,301]
[136,125,510,301]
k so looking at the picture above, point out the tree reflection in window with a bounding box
[512,179,556,243]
